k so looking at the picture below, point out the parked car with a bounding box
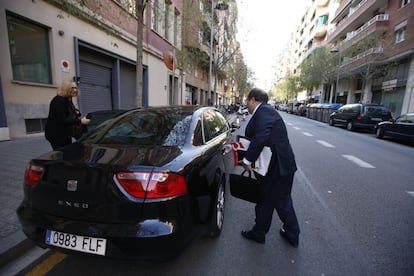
[17,106,237,261]
[297,104,307,116]
[278,103,288,112]
[329,103,392,131]
[375,112,414,142]
[237,105,248,115]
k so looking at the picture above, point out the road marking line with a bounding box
[317,140,335,148]
[407,191,414,197]
[342,155,375,168]
[303,132,313,137]
[26,252,66,276]
[293,126,301,130]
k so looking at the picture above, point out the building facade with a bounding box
[181,0,239,107]
[0,0,183,140]
[283,0,414,118]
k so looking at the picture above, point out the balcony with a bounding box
[314,24,327,39]
[350,14,388,42]
[317,0,330,7]
[340,46,384,73]
[338,14,389,49]
[328,0,387,43]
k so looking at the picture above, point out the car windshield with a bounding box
[81,109,193,146]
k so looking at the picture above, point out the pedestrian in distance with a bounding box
[45,80,90,150]
[240,87,300,247]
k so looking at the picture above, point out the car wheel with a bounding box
[329,118,334,126]
[346,121,354,131]
[376,127,384,139]
[207,176,225,237]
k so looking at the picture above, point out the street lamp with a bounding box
[330,47,341,103]
[208,0,228,106]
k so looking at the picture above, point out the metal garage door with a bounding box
[79,60,112,115]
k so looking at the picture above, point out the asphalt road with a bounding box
[15,112,414,276]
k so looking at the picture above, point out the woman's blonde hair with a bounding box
[57,80,77,97]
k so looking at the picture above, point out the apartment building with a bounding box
[0,0,182,140]
[328,0,414,117]
[181,0,239,106]
[286,0,414,117]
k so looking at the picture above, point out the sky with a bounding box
[236,0,310,90]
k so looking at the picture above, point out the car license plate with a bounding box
[371,118,382,122]
[45,230,106,256]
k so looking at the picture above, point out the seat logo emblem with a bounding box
[67,180,78,192]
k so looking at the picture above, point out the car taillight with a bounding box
[24,163,45,186]
[356,115,362,120]
[115,172,187,199]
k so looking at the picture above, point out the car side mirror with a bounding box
[230,119,240,131]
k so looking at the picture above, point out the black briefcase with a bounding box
[229,170,260,203]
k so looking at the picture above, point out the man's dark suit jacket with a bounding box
[244,103,297,177]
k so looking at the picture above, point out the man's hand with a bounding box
[240,161,252,172]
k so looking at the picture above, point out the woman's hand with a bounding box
[81,117,90,125]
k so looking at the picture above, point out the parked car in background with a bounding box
[237,105,248,115]
[297,104,307,116]
[17,106,237,261]
[375,112,414,143]
[277,103,288,112]
[329,103,392,131]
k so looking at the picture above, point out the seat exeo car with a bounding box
[17,106,236,261]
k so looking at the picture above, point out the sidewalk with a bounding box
[0,136,50,267]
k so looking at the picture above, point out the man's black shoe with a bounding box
[279,229,298,248]
[241,230,265,244]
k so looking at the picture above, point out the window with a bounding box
[115,0,136,14]
[315,15,328,27]
[401,0,411,8]
[25,118,47,134]
[198,29,203,44]
[193,119,204,146]
[395,27,406,43]
[174,9,181,47]
[164,0,171,40]
[199,1,204,12]
[151,0,160,32]
[203,110,228,142]
[6,13,51,84]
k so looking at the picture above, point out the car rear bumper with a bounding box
[16,205,201,261]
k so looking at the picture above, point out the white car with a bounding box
[237,106,248,115]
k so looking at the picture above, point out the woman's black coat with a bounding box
[45,95,81,147]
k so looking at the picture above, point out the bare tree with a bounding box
[135,0,148,107]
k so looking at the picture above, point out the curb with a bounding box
[0,231,34,268]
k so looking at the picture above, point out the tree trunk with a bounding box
[135,0,146,108]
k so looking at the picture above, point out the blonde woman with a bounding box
[45,80,90,150]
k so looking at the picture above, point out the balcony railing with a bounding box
[328,0,384,43]
[346,14,389,40]
[341,46,384,67]
[349,0,368,17]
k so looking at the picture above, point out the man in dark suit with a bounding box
[240,88,300,247]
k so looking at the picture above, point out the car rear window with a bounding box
[82,110,193,146]
[364,106,389,116]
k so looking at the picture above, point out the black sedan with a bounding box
[375,112,414,143]
[17,106,237,261]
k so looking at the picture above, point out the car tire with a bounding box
[376,127,384,139]
[346,121,354,131]
[329,118,334,126]
[207,176,225,237]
